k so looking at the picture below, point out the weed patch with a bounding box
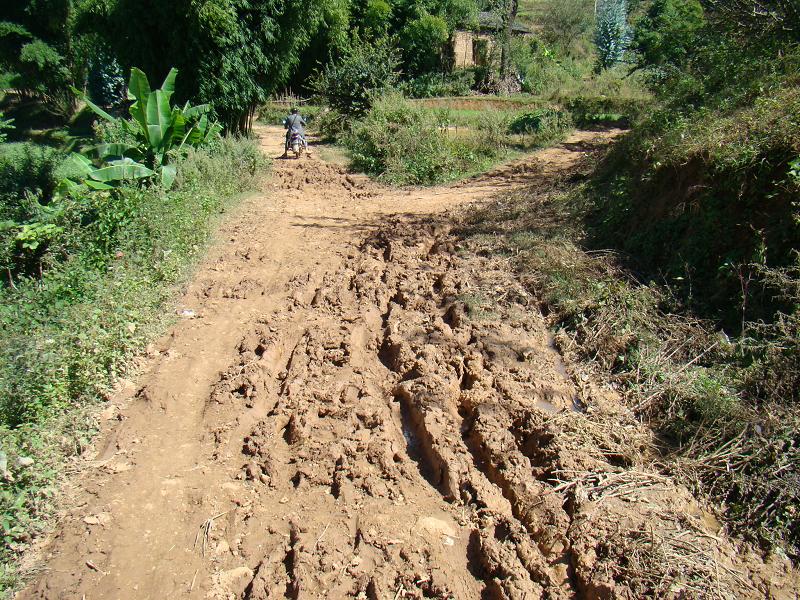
[455,141,800,559]
[0,136,264,590]
[343,93,574,186]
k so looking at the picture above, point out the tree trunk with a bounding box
[498,0,520,94]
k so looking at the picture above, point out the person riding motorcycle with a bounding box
[283,108,307,157]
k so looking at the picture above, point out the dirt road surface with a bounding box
[18,128,798,599]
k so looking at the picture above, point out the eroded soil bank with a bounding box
[18,128,798,599]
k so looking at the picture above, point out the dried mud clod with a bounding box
[200,218,794,599]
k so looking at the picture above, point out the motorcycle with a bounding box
[290,130,305,159]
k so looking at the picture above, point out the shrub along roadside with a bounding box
[340,93,574,186]
[0,136,264,591]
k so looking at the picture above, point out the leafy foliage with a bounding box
[400,70,476,98]
[363,0,393,35]
[74,67,221,189]
[0,112,14,143]
[508,108,572,137]
[0,143,62,221]
[595,0,632,69]
[701,0,800,43]
[311,37,400,116]
[87,47,125,107]
[400,12,450,76]
[78,0,321,133]
[564,0,800,557]
[0,136,263,583]
[633,0,705,71]
[538,0,596,56]
[344,92,509,185]
[0,1,86,116]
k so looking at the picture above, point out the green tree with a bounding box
[77,0,321,133]
[490,0,520,92]
[311,36,400,115]
[389,0,477,31]
[0,0,86,115]
[400,12,449,75]
[633,0,705,68]
[538,0,595,56]
[364,0,393,36]
[702,0,800,43]
[293,0,351,93]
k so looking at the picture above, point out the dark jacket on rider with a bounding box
[284,113,306,151]
[284,114,306,136]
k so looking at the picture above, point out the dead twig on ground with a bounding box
[193,510,231,557]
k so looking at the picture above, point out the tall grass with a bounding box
[341,93,574,185]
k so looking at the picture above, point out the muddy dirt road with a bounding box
[19,128,797,599]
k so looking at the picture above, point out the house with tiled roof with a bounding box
[452,11,533,68]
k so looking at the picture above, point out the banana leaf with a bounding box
[127,67,151,104]
[164,110,187,153]
[89,143,144,161]
[71,86,115,122]
[161,68,178,95]
[67,153,95,176]
[55,178,83,196]
[128,68,152,145]
[205,121,222,142]
[146,88,175,150]
[88,158,155,183]
[84,179,115,190]
[183,102,211,119]
[161,164,177,190]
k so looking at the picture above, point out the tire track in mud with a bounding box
[199,218,581,599]
[18,128,798,600]
[197,218,796,600]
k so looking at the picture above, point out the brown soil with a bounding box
[17,128,798,599]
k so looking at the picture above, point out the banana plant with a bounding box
[71,67,222,190]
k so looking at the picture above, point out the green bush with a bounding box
[0,136,263,580]
[510,38,583,95]
[345,93,501,185]
[508,108,573,143]
[587,84,800,331]
[0,112,13,143]
[400,70,476,98]
[257,103,322,127]
[312,107,349,141]
[0,143,63,215]
[311,36,400,116]
[93,117,139,145]
[399,12,450,76]
[562,94,648,126]
[538,0,596,56]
